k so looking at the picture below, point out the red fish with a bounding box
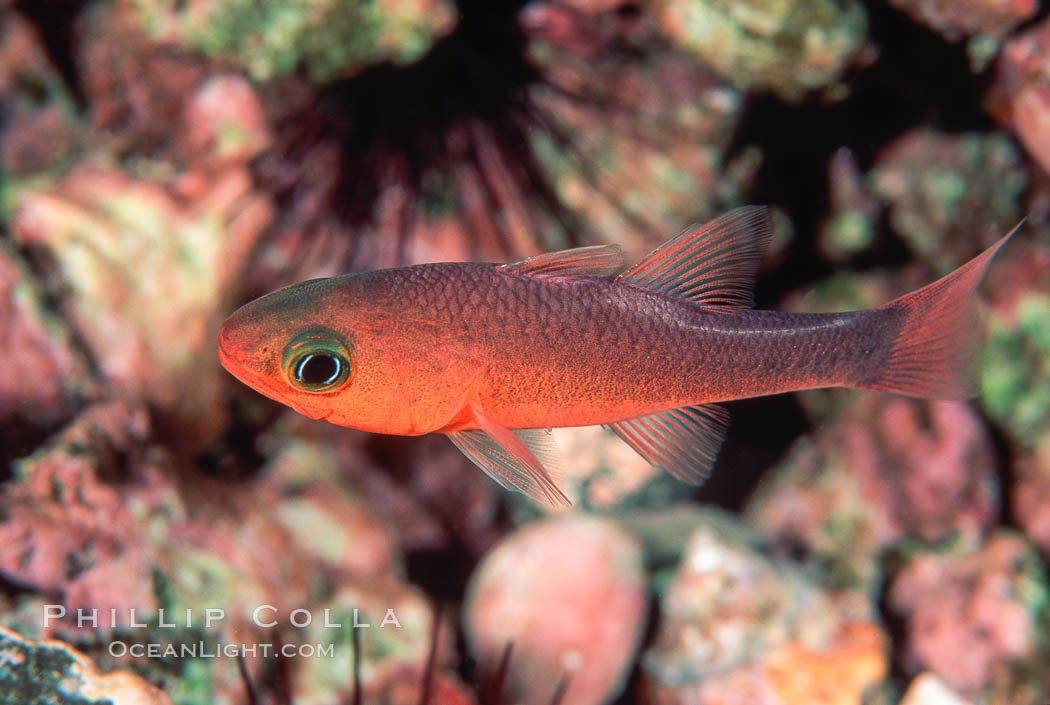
[218,207,1018,506]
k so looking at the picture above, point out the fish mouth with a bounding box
[216,332,235,371]
[218,326,334,424]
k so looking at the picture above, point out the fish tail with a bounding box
[855,223,1021,399]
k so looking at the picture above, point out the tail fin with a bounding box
[856,222,1023,400]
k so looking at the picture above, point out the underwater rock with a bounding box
[0,626,172,705]
[642,516,887,705]
[992,18,1050,175]
[465,515,646,705]
[978,181,1050,450]
[886,531,1050,701]
[653,0,868,101]
[11,163,273,449]
[899,673,975,705]
[0,11,78,176]
[0,395,419,702]
[747,394,998,592]
[179,74,272,166]
[980,238,1050,558]
[263,416,504,559]
[549,425,665,509]
[870,129,1028,271]
[374,670,478,705]
[1013,440,1050,558]
[257,431,402,581]
[0,241,98,435]
[885,0,1036,45]
[818,148,881,261]
[76,0,207,146]
[290,580,452,705]
[0,402,176,630]
[123,0,457,82]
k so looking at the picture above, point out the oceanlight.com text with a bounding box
[108,641,337,659]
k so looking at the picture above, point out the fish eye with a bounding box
[294,353,344,387]
[282,329,353,393]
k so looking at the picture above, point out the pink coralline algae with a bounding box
[0,243,98,432]
[0,402,170,631]
[887,0,1036,43]
[11,164,273,449]
[994,18,1050,177]
[465,515,647,705]
[642,515,887,705]
[748,395,999,590]
[887,532,1050,701]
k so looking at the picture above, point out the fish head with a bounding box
[218,277,354,423]
[218,271,474,434]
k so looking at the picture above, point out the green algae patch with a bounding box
[0,626,172,705]
[129,0,457,82]
[982,294,1050,447]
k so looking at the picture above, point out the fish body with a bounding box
[219,207,1016,505]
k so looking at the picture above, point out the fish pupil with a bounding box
[296,353,341,387]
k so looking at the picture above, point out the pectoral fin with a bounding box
[606,403,729,484]
[447,411,569,507]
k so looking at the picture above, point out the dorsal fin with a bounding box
[616,206,773,308]
[499,245,625,278]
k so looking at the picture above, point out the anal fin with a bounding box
[606,404,729,484]
[447,410,569,507]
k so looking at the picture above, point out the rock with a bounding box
[374,670,478,705]
[899,673,974,705]
[0,402,176,628]
[653,0,868,101]
[0,241,98,435]
[76,0,207,145]
[290,579,452,705]
[1013,439,1050,557]
[818,148,881,261]
[0,11,78,176]
[548,425,666,509]
[465,515,646,705]
[124,0,458,82]
[747,395,999,592]
[979,238,1050,448]
[886,0,1036,44]
[886,532,1050,700]
[179,74,272,166]
[642,516,887,705]
[10,163,273,449]
[869,129,1027,272]
[0,626,172,705]
[992,19,1050,176]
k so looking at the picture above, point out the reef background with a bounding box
[1,0,1050,703]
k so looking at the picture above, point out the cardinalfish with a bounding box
[218,207,1019,506]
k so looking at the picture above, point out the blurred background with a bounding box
[1,0,1050,703]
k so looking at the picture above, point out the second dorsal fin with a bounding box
[616,206,773,308]
[499,244,625,278]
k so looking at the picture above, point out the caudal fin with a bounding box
[856,222,1022,399]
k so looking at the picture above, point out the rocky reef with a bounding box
[2,0,1050,703]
